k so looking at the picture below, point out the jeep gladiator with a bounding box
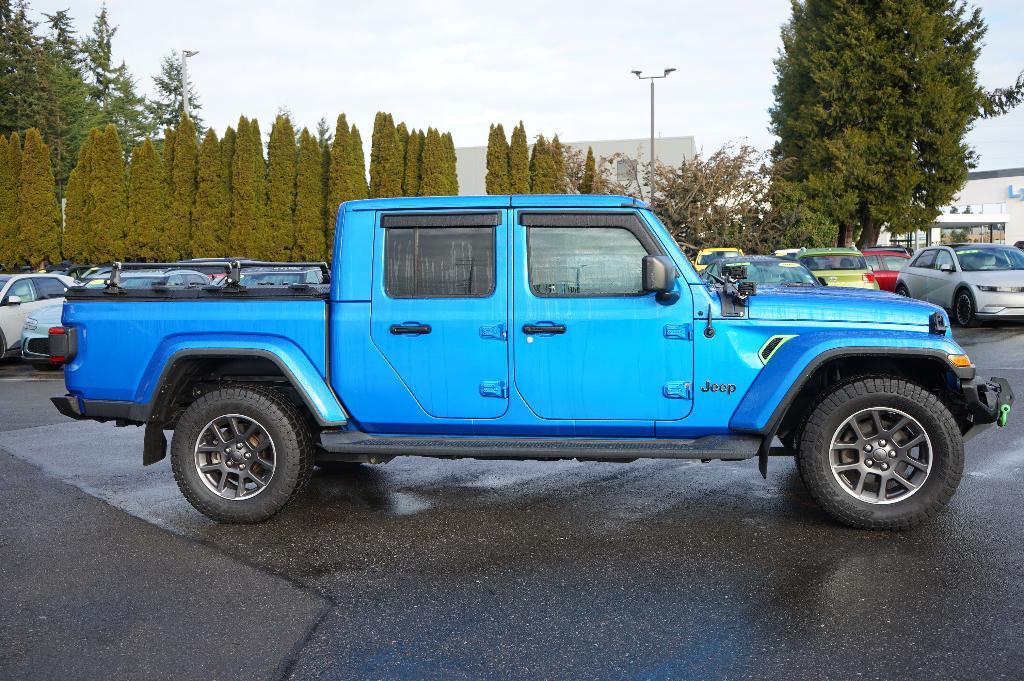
[49,195,1013,529]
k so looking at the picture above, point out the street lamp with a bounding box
[631,68,676,175]
[181,50,199,119]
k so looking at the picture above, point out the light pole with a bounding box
[181,49,199,119]
[631,68,676,174]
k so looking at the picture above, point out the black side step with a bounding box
[319,431,762,461]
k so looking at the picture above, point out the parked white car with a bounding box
[0,274,76,358]
[895,244,1024,326]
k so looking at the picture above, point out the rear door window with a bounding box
[910,250,936,269]
[385,227,495,298]
[32,277,68,299]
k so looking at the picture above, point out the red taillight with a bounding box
[49,326,66,365]
[862,272,876,283]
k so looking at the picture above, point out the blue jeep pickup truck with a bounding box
[49,195,1013,529]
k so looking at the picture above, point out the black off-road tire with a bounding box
[797,376,963,530]
[171,386,314,523]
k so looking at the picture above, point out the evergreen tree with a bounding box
[509,121,530,194]
[0,134,21,268]
[62,129,92,262]
[396,122,410,191]
[166,113,197,259]
[418,127,446,196]
[147,52,203,131]
[0,1,44,137]
[402,128,422,197]
[162,126,175,186]
[771,0,1024,247]
[529,135,557,193]
[220,125,235,197]
[265,114,297,260]
[326,113,350,246]
[189,129,228,259]
[294,128,326,261]
[317,119,331,235]
[86,123,126,262]
[369,112,402,197]
[485,123,510,194]
[580,146,597,194]
[125,138,166,261]
[16,128,60,266]
[347,125,368,199]
[550,135,566,193]
[229,116,265,255]
[441,131,458,195]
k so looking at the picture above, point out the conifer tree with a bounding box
[418,128,446,196]
[485,123,510,194]
[396,122,410,194]
[191,129,229,259]
[550,135,566,193]
[441,132,458,195]
[125,139,167,261]
[580,146,597,194]
[62,130,93,262]
[162,126,175,188]
[509,121,530,194]
[294,128,326,261]
[347,125,368,199]
[167,113,198,259]
[0,134,20,268]
[86,124,126,262]
[230,116,265,256]
[220,125,236,200]
[369,112,402,197]
[16,128,60,266]
[326,113,351,246]
[266,114,297,260]
[529,135,557,193]
[402,128,422,197]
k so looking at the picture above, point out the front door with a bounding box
[369,211,509,419]
[511,211,694,425]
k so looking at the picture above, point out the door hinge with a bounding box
[479,323,507,340]
[479,380,509,398]
[662,381,692,399]
[663,323,692,340]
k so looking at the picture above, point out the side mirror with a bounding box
[817,277,829,286]
[642,255,679,305]
[939,263,954,273]
[3,295,22,306]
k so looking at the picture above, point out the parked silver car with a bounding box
[895,243,1024,326]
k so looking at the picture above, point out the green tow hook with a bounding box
[998,403,1011,428]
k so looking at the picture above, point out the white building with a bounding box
[455,136,696,196]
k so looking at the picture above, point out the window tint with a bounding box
[934,250,954,270]
[33,277,67,298]
[882,255,908,270]
[528,227,649,297]
[911,250,936,269]
[7,279,37,303]
[385,227,495,298]
[864,255,880,270]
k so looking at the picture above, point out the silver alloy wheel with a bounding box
[829,407,932,504]
[193,414,276,500]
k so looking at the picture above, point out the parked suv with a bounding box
[895,243,1024,326]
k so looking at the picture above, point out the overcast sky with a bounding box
[28,0,1024,171]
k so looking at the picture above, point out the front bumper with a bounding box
[962,376,1015,440]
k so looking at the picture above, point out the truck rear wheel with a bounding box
[171,386,313,523]
[797,376,963,530]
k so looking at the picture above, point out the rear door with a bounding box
[511,211,693,427]
[369,211,509,419]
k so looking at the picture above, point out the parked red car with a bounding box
[861,249,911,293]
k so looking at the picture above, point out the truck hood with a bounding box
[745,286,944,326]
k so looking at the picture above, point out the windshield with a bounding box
[954,247,1024,271]
[800,254,868,271]
[239,271,311,285]
[722,261,818,286]
[697,250,740,265]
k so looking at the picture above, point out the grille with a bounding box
[26,338,49,355]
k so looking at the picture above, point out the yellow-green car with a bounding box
[796,247,879,289]
[693,247,744,272]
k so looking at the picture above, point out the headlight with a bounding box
[23,317,38,331]
[976,285,1024,293]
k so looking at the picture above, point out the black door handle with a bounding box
[522,323,566,335]
[390,323,432,335]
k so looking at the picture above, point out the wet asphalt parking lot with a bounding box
[1,325,1023,681]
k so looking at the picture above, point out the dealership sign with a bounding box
[1010,185,1024,200]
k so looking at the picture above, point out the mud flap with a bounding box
[758,437,769,479]
[143,422,167,466]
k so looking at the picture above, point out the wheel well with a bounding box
[952,285,973,309]
[148,355,318,431]
[776,355,968,448]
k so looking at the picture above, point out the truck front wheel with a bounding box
[171,386,313,523]
[797,377,963,530]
